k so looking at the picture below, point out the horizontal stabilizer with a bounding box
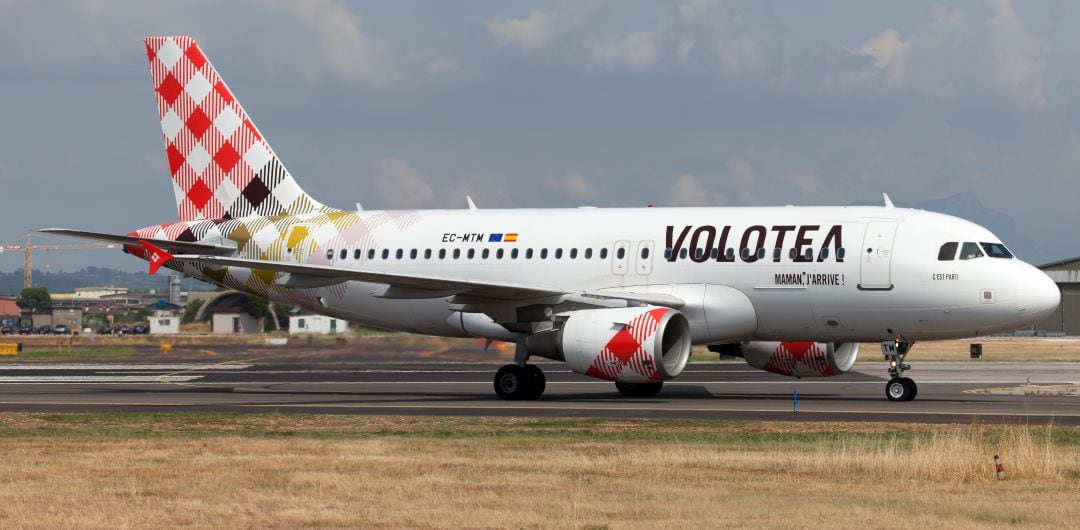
[38,229,237,256]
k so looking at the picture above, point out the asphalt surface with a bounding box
[0,357,1078,424]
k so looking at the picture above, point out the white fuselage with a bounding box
[160,205,1058,344]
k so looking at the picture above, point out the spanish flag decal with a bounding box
[504,233,518,242]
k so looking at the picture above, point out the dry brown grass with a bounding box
[0,414,1076,528]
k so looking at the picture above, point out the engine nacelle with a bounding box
[738,341,860,377]
[525,306,692,383]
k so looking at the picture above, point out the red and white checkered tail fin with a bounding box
[144,36,330,222]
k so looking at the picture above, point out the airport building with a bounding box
[1035,257,1080,335]
[289,315,348,335]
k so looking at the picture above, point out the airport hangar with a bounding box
[1035,257,1080,335]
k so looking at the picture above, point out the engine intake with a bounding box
[737,341,859,377]
[526,306,692,383]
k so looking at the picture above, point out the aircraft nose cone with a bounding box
[1017,267,1060,324]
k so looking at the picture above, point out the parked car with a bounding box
[0,325,13,335]
[18,325,33,335]
[131,324,149,335]
[113,325,130,335]
[52,324,70,335]
[35,325,53,335]
[97,325,113,335]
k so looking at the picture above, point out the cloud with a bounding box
[674,0,767,77]
[0,0,456,88]
[487,1,604,52]
[546,172,598,200]
[587,29,662,72]
[852,28,909,86]
[983,0,1046,110]
[667,174,727,207]
[373,158,436,209]
[817,2,1046,110]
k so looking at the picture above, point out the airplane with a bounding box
[43,36,1060,402]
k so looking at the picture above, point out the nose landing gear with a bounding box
[882,339,917,402]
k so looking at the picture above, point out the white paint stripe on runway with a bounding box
[0,364,251,371]
[0,376,204,383]
[85,379,1078,386]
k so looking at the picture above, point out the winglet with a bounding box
[466,196,478,210]
[882,193,894,208]
[141,240,174,275]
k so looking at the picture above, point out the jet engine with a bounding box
[525,306,692,383]
[734,341,860,377]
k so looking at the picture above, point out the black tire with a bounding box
[901,377,918,401]
[886,378,910,402]
[615,381,663,397]
[494,364,534,400]
[525,364,546,399]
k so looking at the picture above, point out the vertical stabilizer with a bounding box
[144,36,331,221]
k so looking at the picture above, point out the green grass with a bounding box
[0,346,138,361]
[2,413,1079,449]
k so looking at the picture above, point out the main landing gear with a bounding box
[882,339,917,402]
[494,341,546,400]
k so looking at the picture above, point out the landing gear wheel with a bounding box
[525,364,546,398]
[494,364,542,400]
[615,381,663,397]
[882,339,919,402]
[885,377,917,402]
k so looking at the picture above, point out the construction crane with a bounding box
[0,234,116,289]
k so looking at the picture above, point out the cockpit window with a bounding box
[937,242,958,261]
[980,242,1013,259]
[959,242,983,260]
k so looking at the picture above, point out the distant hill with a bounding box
[0,267,214,296]
[851,193,1047,264]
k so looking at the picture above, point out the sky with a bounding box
[1,0,1078,272]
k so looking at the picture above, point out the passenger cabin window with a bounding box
[497,248,504,259]
[326,249,334,260]
[453,249,461,259]
[526,248,534,259]
[340,249,347,260]
[368,249,375,260]
[959,242,984,260]
[981,242,1013,259]
[439,249,446,259]
[555,248,563,259]
[540,249,548,259]
[482,249,489,259]
[617,248,626,260]
[511,248,519,259]
[467,249,475,259]
[395,249,403,259]
[678,248,686,260]
[937,242,958,261]
[600,248,609,259]
[424,249,432,259]
[353,249,362,260]
[585,248,593,259]
[410,249,417,259]
[570,248,577,259]
[642,247,650,259]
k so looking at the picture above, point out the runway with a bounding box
[0,358,1078,424]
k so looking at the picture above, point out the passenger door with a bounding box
[859,221,898,290]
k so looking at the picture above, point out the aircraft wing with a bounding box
[172,253,564,300]
[38,228,237,256]
[169,253,685,307]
